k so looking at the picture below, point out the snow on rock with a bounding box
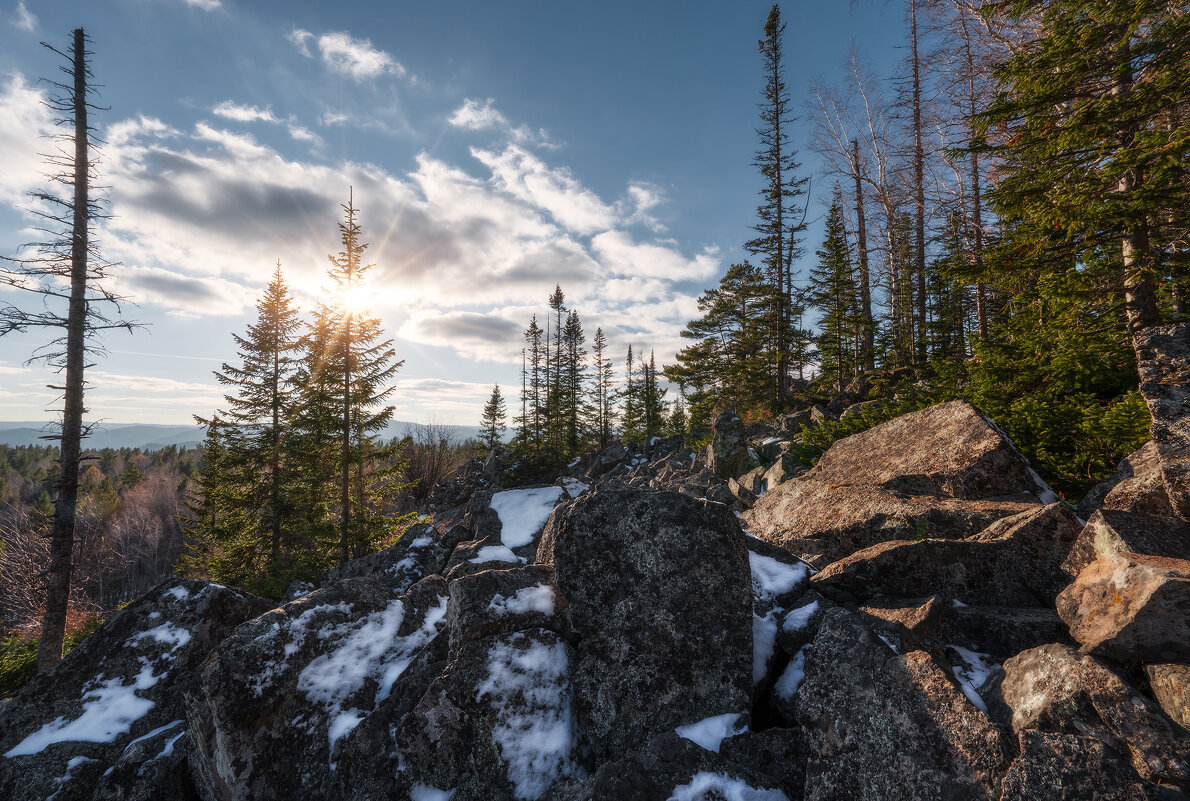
[946,644,997,714]
[409,535,433,548]
[667,771,790,801]
[748,551,809,601]
[411,784,457,801]
[46,755,97,801]
[475,631,580,800]
[491,487,566,548]
[297,594,449,750]
[752,612,779,686]
[469,545,525,565]
[774,646,810,702]
[127,623,192,655]
[247,602,354,698]
[560,477,590,498]
[781,601,819,634]
[487,585,556,617]
[164,586,190,602]
[674,712,748,753]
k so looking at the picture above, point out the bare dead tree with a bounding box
[0,29,136,672]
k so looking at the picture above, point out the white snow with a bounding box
[951,599,968,608]
[877,635,900,654]
[121,719,183,753]
[248,602,353,698]
[567,456,581,468]
[487,585,556,617]
[667,772,789,801]
[4,664,159,757]
[469,545,526,565]
[674,712,747,753]
[128,623,192,655]
[164,586,190,601]
[137,730,185,776]
[747,448,760,461]
[781,601,819,634]
[650,436,661,445]
[948,644,998,714]
[752,612,778,686]
[748,552,809,600]
[760,437,782,446]
[297,595,449,752]
[475,634,579,800]
[46,755,98,801]
[409,536,433,548]
[411,784,457,801]
[560,477,590,498]
[1027,465,1062,505]
[491,487,565,548]
[774,646,810,702]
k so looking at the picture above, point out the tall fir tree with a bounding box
[809,195,859,392]
[480,384,507,452]
[621,345,645,445]
[560,309,589,458]
[592,327,617,448]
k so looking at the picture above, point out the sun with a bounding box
[335,283,373,315]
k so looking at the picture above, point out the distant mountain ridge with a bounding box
[0,420,485,452]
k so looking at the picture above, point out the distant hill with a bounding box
[0,420,486,452]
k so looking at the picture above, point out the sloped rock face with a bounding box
[0,579,270,801]
[811,503,1082,607]
[1001,643,1190,788]
[1056,552,1190,663]
[707,409,759,480]
[1134,323,1190,521]
[1084,441,1177,519]
[794,608,1011,801]
[744,400,1051,566]
[1146,664,1190,730]
[538,490,753,764]
[185,575,450,801]
[1062,509,1190,576]
[1000,730,1154,801]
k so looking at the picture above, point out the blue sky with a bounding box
[0,0,906,425]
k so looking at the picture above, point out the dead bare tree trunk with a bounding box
[852,138,875,369]
[911,0,929,364]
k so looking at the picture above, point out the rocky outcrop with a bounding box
[744,400,1053,566]
[1134,323,1190,521]
[1001,643,1190,788]
[1062,509,1190,575]
[794,608,1011,800]
[1000,729,1156,801]
[706,409,759,480]
[1146,664,1190,730]
[1055,552,1190,663]
[0,580,270,801]
[537,490,753,764]
[811,503,1082,607]
[1080,442,1176,519]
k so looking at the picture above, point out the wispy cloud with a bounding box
[211,101,280,124]
[449,98,555,148]
[290,28,404,82]
[12,0,35,31]
[183,0,223,10]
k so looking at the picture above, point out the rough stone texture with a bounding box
[812,503,1082,607]
[999,730,1152,801]
[396,627,581,801]
[184,575,450,801]
[0,579,269,801]
[1134,323,1190,521]
[946,604,1072,660]
[795,608,1010,801]
[1146,663,1190,730]
[706,409,759,480]
[1056,552,1190,663]
[1062,509,1190,576]
[1078,442,1172,519]
[539,731,793,801]
[90,723,196,801]
[323,522,455,592]
[446,564,565,651]
[745,401,1050,566]
[1001,643,1190,788]
[537,489,753,764]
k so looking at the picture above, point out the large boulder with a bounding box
[323,522,457,592]
[744,401,1053,566]
[1001,643,1190,788]
[1062,509,1190,575]
[0,579,270,801]
[1056,552,1190,663]
[706,409,759,480]
[537,489,754,764]
[1080,442,1175,519]
[1146,664,1190,730]
[999,729,1156,801]
[184,575,450,801]
[794,608,1010,801]
[812,503,1082,607]
[1134,323,1190,521]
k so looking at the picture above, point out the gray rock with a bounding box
[537,489,753,764]
[90,722,195,801]
[1000,729,1153,801]
[707,409,759,480]
[446,564,564,652]
[1134,323,1190,521]
[1001,643,1190,788]
[795,608,1010,801]
[323,522,454,593]
[1056,552,1190,664]
[0,579,269,801]
[1080,442,1175,519]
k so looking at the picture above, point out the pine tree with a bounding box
[745,4,808,405]
[809,195,859,392]
[621,345,645,445]
[560,309,588,458]
[592,327,617,448]
[480,384,507,452]
[642,350,668,441]
[514,316,547,463]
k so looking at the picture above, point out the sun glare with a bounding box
[336,284,373,315]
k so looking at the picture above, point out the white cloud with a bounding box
[0,75,53,204]
[183,0,222,10]
[292,29,404,82]
[473,145,617,235]
[449,98,508,131]
[211,101,280,124]
[590,230,719,281]
[13,0,36,31]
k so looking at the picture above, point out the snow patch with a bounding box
[752,612,778,685]
[560,477,590,498]
[409,536,433,548]
[675,712,747,753]
[781,601,819,634]
[128,623,192,655]
[748,551,809,600]
[774,646,810,701]
[46,755,98,801]
[877,635,900,654]
[121,719,183,754]
[164,586,189,602]
[491,488,565,548]
[475,634,579,800]
[411,784,457,801]
[948,644,997,714]
[488,585,556,617]
[137,730,185,776]
[667,772,789,801]
[470,545,526,565]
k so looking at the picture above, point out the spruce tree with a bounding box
[621,345,645,445]
[480,384,507,452]
[809,195,859,393]
[560,309,589,458]
[592,327,617,448]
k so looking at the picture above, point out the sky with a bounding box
[0,0,908,426]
